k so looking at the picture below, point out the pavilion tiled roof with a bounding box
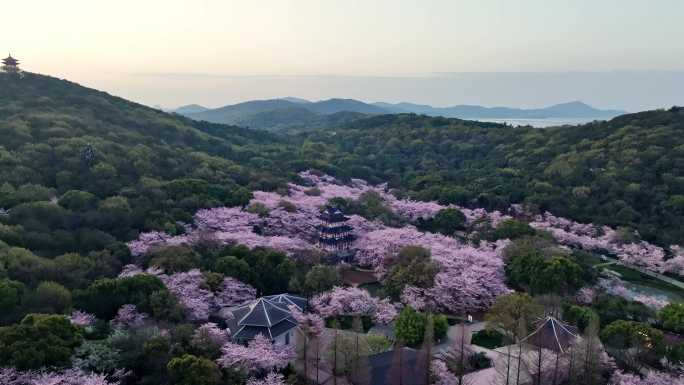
[263,293,307,311]
[520,316,579,353]
[229,294,306,341]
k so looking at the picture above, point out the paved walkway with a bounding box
[435,321,487,352]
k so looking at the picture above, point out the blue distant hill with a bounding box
[373,100,626,119]
[178,97,625,131]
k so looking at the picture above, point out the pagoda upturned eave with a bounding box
[2,56,19,65]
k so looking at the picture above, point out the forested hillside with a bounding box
[0,72,303,256]
[302,111,684,246]
[1,72,682,258]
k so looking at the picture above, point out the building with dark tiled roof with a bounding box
[318,206,355,251]
[227,294,306,346]
[520,316,578,353]
[367,347,428,385]
[2,54,20,73]
[263,293,307,311]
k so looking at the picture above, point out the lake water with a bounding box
[472,117,608,128]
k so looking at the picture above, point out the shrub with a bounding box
[304,187,321,196]
[658,303,684,333]
[278,200,298,212]
[471,329,505,349]
[245,202,270,217]
[366,334,392,355]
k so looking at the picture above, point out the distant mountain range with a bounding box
[173,98,626,131]
[372,101,626,119]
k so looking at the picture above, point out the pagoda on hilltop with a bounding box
[318,206,355,252]
[2,54,20,73]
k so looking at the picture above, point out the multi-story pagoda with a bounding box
[318,206,355,251]
[2,54,20,73]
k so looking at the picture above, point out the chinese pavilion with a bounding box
[318,206,355,251]
[2,54,20,73]
[521,316,578,353]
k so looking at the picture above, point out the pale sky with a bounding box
[3,0,684,110]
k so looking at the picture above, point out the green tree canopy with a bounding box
[485,292,543,338]
[303,264,341,295]
[167,354,221,385]
[383,246,439,300]
[0,314,82,369]
[658,303,684,333]
[75,274,167,320]
[416,208,466,235]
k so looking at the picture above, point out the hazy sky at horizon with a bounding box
[3,0,684,110]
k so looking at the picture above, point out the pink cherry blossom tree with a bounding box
[665,245,684,276]
[609,369,684,385]
[246,372,286,385]
[216,334,295,375]
[69,310,96,327]
[289,305,325,337]
[576,287,597,305]
[111,304,147,329]
[310,286,399,324]
[431,359,458,385]
[191,322,231,356]
[159,269,215,321]
[215,277,257,309]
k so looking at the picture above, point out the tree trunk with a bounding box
[458,318,466,385]
[333,328,338,385]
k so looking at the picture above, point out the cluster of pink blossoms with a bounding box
[246,373,286,385]
[355,226,510,313]
[0,367,122,385]
[118,266,256,321]
[431,360,458,385]
[310,286,399,324]
[128,171,511,260]
[215,277,258,309]
[161,270,256,321]
[191,322,231,348]
[111,304,147,329]
[597,278,670,310]
[609,369,684,385]
[575,287,597,305]
[126,171,516,316]
[216,334,295,375]
[666,245,684,276]
[158,269,216,321]
[401,258,510,314]
[69,310,96,327]
[127,231,194,258]
[530,212,684,276]
[288,305,325,336]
